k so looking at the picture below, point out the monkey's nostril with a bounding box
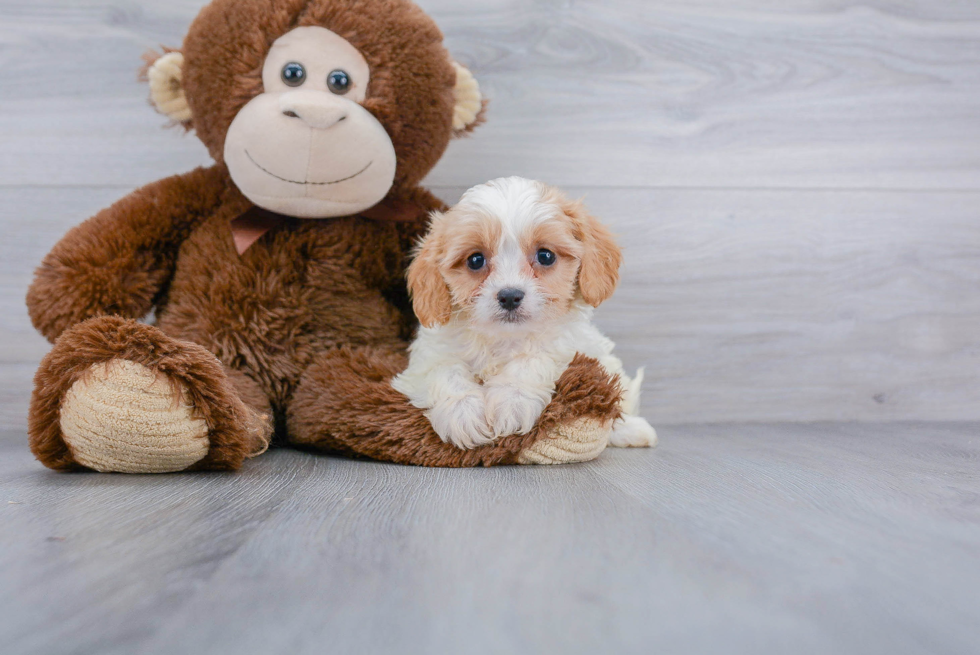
[283,110,299,118]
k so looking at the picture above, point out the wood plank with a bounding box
[0,444,331,655]
[1,423,978,654]
[577,187,980,423]
[3,186,978,426]
[1,1,979,189]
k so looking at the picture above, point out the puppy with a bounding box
[392,177,657,451]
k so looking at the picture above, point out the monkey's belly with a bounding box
[155,218,407,405]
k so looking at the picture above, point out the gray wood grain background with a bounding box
[2,4,979,654]
[1,0,979,429]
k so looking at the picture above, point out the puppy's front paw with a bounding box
[426,393,495,450]
[485,385,549,438]
[609,415,658,448]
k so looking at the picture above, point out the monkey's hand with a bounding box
[27,166,227,342]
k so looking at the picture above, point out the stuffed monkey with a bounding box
[26,0,622,473]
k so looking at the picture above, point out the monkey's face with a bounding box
[148,0,486,216]
[223,27,398,218]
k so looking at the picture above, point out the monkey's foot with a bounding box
[30,316,271,472]
[517,418,609,465]
[60,359,210,473]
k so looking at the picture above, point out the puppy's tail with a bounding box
[621,367,645,416]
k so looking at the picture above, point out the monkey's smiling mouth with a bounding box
[245,150,372,186]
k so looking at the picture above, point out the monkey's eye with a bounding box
[466,253,486,271]
[327,69,351,95]
[281,62,307,87]
[536,249,556,266]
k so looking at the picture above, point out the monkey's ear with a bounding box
[406,216,453,328]
[451,62,486,135]
[142,50,193,125]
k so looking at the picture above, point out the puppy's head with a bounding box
[407,177,622,331]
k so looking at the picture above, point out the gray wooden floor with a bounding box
[2,0,980,653]
[2,423,979,655]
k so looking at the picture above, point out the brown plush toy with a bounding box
[25,0,622,474]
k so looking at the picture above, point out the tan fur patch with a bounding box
[539,187,622,307]
[523,218,584,315]
[439,209,502,268]
[407,214,453,328]
[407,208,504,326]
[440,211,500,315]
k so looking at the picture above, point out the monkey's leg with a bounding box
[29,316,272,473]
[286,347,621,467]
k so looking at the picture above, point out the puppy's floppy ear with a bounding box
[562,198,622,307]
[451,62,487,135]
[141,49,193,126]
[407,214,453,328]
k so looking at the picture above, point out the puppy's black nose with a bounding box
[497,288,525,311]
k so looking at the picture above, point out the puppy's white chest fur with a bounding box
[459,310,591,383]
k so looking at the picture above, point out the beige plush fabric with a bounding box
[451,63,483,131]
[517,418,609,465]
[222,27,398,219]
[148,52,193,122]
[59,359,210,473]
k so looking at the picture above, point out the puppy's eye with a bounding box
[536,248,556,266]
[281,62,307,87]
[466,253,486,271]
[328,70,351,95]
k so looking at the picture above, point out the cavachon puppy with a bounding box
[393,177,658,450]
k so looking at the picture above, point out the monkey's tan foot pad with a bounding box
[517,418,610,465]
[59,359,210,473]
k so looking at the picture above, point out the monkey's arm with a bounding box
[27,166,228,342]
[351,186,447,337]
[289,349,622,467]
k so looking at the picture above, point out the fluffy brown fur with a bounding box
[288,352,622,467]
[27,166,228,342]
[25,0,623,471]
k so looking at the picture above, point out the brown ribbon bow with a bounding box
[230,198,422,255]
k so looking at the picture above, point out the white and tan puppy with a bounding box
[392,177,657,451]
